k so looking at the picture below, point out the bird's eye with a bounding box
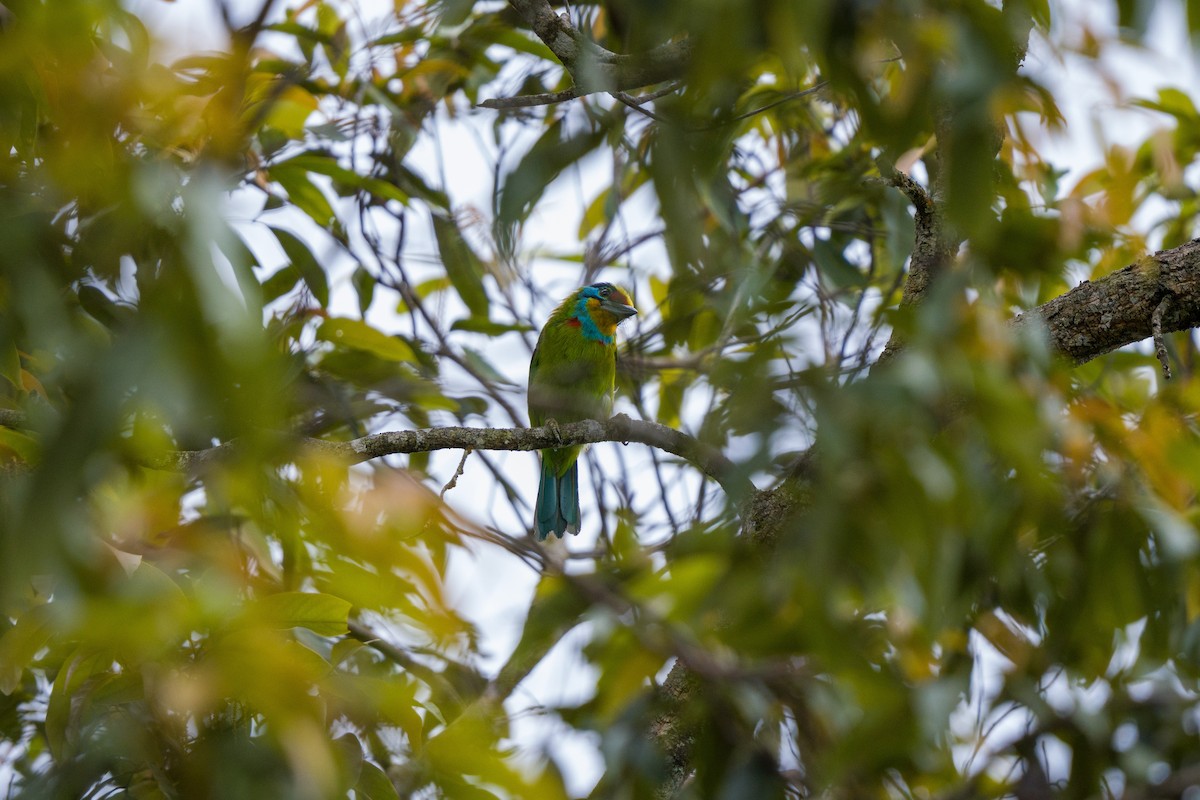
[598,286,610,297]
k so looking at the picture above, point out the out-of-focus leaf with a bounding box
[432,212,489,318]
[270,226,329,306]
[356,760,401,800]
[424,706,526,793]
[579,187,615,239]
[460,347,514,386]
[0,604,56,695]
[0,426,37,463]
[215,227,264,313]
[271,164,337,229]
[0,343,18,388]
[330,638,365,667]
[498,120,606,224]
[261,263,302,303]
[814,237,866,291]
[261,84,319,140]
[317,317,415,362]
[353,265,376,315]
[255,591,352,636]
[494,575,589,697]
[278,153,409,205]
[333,732,365,792]
[449,316,533,336]
[77,285,133,330]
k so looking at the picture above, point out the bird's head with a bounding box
[571,283,637,342]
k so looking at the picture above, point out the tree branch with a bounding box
[482,0,693,107]
[151,415,755,506]
[477,87,583,109]
[876,164,958,364]
[1016,240,1200,365]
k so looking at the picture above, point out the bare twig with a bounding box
[1153,293,1173,380]
[440,448,473,498]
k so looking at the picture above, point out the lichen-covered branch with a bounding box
[1015,241,1200,365]
[150,415,755,504]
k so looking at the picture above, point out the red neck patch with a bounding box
[565,318,582,328]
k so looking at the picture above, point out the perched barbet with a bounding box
[527,282,637,540]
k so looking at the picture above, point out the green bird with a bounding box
[528,282,638,540]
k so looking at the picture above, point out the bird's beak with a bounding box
[600,298,638,320]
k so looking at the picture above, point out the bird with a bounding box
[528,282,638,540]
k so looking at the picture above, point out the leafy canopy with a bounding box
[3,0,1200,797]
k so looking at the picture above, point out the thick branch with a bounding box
[876,165,959,364]
[484,0,692,106]
[1015,239,1200,365]
[153,415,755,504]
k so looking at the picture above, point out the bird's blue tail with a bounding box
[535,459,580,540]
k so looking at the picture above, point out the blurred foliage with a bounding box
[2,0,1200,797]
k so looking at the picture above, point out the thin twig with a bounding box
[1153,294,1173,380]
[716,81,830,127]
[611,90,668,123]
[440,448,472,498]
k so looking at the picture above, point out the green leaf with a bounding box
[330,638,365,667]
[77,284,134,330]
[494,576,589,697]
[262,85,319,141]
[460,347,515,386]
[0,426,37,463]
[424,705,523,791]
[578,186,614,240]
[261,263,302,303]
[356,760,401,800]
[1134,88,1200,121]
[483,27,557,62]
[0,343,18,389]
[432,213,489,318]
[449,316,533,336]
[278,153,409,205]
[814,238,866,291]
[270,164,337,229]
[368,28,423,48]
[0,604,56,695]
[333,732,365,792]
[270,227,329,307]
[498,120,606,224]
[216,228,264,313]
[317,317,415,362]
[44,649,111,759]
[352,265,376,315]
[256,591,352,636]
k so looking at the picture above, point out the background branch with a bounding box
[490,0,693,105]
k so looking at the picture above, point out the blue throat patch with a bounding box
[573,292,613,345]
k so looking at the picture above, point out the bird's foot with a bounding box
[546,418,563,446]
